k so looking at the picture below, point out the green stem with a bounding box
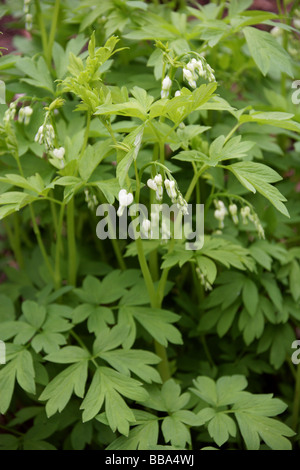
[50,195,58,234]
[47,0,61,67]
[67,198,77,286]
[79,112,91,161]
[104,118,118,145]
[111,238,127,271]
[54,203,65,289]
[0,424,23,437]
[135,237,157,301]
[148,153,160,282]
[292,363,300,431]
[65,112,91,286]
[159,140,165,164]
[157,267,170,305]
[191,264,215,368]
[34,0,48,64]
[98,193,127,270]
[201,336,215,368]
[29,204,55,280]
[135,236,171,381]
[224,123,241,144]
[185,165,208,203]
[13,213,24,268]
[3,217,23,268]
[70,330,99,369]
[15,151,55,280]
[154,341,171,382]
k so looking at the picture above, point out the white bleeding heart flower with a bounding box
[53,147,65,160]
[117,189,134,217]
[154,174,163,187]
[142,218,151,238]
[164,179,177,201]
[147,179,158,191]
[161,76,172,99]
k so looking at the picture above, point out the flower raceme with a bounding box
[183,57,215,89]
[3,102,17,124]
[34,123,55,150]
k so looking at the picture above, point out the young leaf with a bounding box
[243,26,293,77]
[227,161,289,217]
[39,362,88,417]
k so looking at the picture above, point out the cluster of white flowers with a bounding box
[3,102,17,124]
[161,76,172,99]
[35,123,55,150]
[3,101,34,127]
[24,0,32,30]
[183,57,215,89]
[84,189,98,211]
[213,199,228,229]
[241,206,265,239]
[213,199,264,238]
[147,174,164,201]
[147,174,188,215]
[164,178,189,215]
[18,106,33,125]
[117,189,134,217]
[196,267,212,291]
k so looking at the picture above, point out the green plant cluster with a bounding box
[0,0,299,450]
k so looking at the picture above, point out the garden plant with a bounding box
[0,0,300,451]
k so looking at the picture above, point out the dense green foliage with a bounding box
[0,0,299,450]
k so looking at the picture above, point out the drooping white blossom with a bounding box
[35,123,55,150]
[182,68,197,89]
[147,174,163,201]
[213,200,228,229]
[164,179,177,202]
[229,203,239,224]
[25,13,33,31]
[52,147,65,160]
[183,57,215,88]
[117,189,134,217]
[147,179,157,191]
[3,102,17,124]
[141,218,151,238]
[18,106,33,125]
[161,76,172,99]
[241,206,251,225]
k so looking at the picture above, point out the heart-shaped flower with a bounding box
[117,189,134,217]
